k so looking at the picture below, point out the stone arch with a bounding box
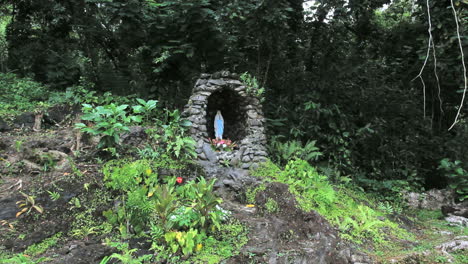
[182,71,267,169]
[206,88,247,141]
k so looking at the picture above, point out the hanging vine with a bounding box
[448,0,468,130]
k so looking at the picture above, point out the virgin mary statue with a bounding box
[214,110,224,140]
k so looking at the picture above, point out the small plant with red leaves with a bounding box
[209,138,237,152]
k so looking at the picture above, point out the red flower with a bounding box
[176,177,183,184]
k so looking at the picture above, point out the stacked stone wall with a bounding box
[182,71,267,169]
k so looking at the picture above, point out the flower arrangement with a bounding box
[209,138,237,152]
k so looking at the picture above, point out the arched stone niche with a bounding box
[182,71,268,169]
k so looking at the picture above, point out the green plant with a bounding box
[186,178,224,230]
[14,140,23,152]
[103,159,156,192]
[23,232,62,256]
[187,219,248,263]
[16,192,43,217]
[0,254,47,264]
[102,159,162,236]
[101,241,153,264]
[377,201,402,215]
[167,206,199,230]
[453,250,468,264]
[153,184,178,231]
[47,190,60,201]
[40,154,56,172]
[240,72,265,102]
[70,224,99,240]
[268,139,322,166]
[69,197,82,209]
[0,73,52,119]
[164,229,202,256]
[245,184,266,204]
[137,145,161,160]
[68,157,84,178]
[132,98,158,124]
[75,103,142,150]
[435,255,449,263]
[158,109,196,160]
[102,157,232,259]
[438,158,468,201]
[264,198,279,214]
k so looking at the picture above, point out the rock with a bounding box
[234,86,246,92]
[48,240,116,264]
[200,73,211,79]
[436,236,468,252]
[211,72,222,79]
[337,248,351,262]
[421,189,454,209]
[188,108,201,115]
[250,163,259,170]
[192,95,207,101]
[248,119,262,126]
[241,155,251,163]
[46,150,68,161]
[351,254,372,263]
[230,156,240,167]
[0,137,12,150]
[208,79,226,86]
[121,126,147,146]
[247,110,258,119]
[202,143,218,163]
[0,118,11,132]
[198,152,207,160]
[230,73,239,79]
[241,163,251,169]
[44,104,79,126]
[441,201,468,218]
[55,158,71,172]
[227,80,242,86]
[0,197,18,220]
[445,215,468,227]
[22,160,42,173]
[405,192,421,209]
[195,79,208,86]
[405,189,455,210]
[13,112,35,129]
[223,179,240,191]
[220,71,231,77]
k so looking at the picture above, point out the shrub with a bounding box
[75,103,142,150]
[147,109,196,161]
[268,139,322,166]
[102,158,232,260]
[0,73,52,118]
[438,158,468,201]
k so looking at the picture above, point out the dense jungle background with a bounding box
[0,0,467,263]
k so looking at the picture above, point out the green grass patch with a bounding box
[251,159,413,245]
[23,232,62,256]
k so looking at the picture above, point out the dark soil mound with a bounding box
[226,182,370,264]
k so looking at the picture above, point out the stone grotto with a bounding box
[182,71,268,169]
